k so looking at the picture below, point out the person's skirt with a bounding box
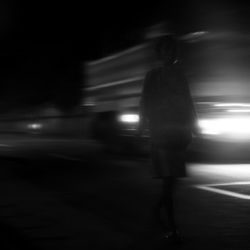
[150,126,192,178]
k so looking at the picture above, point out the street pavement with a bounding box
[0,134,250,249]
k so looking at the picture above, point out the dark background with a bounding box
[0,0,249,113]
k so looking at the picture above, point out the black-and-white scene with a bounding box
[0,1,250,249]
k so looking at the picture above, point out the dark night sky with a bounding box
[0,0,249,114]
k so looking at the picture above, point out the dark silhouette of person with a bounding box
[139,35,198,243]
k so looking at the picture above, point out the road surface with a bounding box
[0,134,249,249]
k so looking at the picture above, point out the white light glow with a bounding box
[28,123,42,129]
[214,103,250,107]
[189,164,250,180]
[119,114,140,123]
[198,118,250,136]
[195,183,250,200]
[227,109,250,113]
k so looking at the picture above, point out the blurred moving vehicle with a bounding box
[84,28,250,155]
[84,42,151,152]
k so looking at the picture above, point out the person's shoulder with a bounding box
[146,67,162,77]
[143,67,161,90]
[151,66,162,72]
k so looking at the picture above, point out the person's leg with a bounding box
[161,176,177,232]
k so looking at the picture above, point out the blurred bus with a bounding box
[84,29,250,155]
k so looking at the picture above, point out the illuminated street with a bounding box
[0,135,249,249]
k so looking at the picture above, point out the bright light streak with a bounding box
[227,109,250,113]
[189,164,250,180]
[198,117,250,136]
[27,123,42,129]
[214,103,250,107]
[198,119,221,135]
[192,164,250,200]
[119,114,140,123]
[195,183,250,200]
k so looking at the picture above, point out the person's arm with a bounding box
[187,85,200,136]
[190,97,200,136]
[138,99,148,134]
[138,72,151,133]
[179,69,200,135]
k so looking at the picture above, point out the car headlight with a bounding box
[27,123,43,129]
[118,114,140,123]
[198,117,250,137]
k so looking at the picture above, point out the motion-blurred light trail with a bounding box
[198,118,250,136]
[195,182,250,200]
[119,114,139,123]
[0,144,11,147]
[189,164,250,180]
[214,103,250,107]
[227,109,250,113]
